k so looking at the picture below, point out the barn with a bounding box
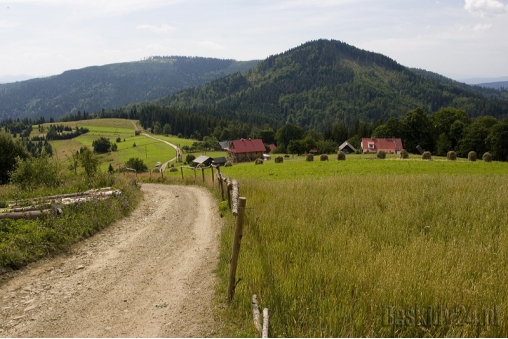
[228,139,266,163]
[361,138,404,154]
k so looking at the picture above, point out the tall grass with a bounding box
[217,160,508,337]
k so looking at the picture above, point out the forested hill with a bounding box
[0,56,259,121]
[155,39,508,132]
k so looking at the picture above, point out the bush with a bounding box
[275,156,284,163]
[377,150,386,159]
[185,154,196,164]
[116,137,121,143]
[255,158,264,165]
[306,154,314,162]
[125,157,148,173]
[337,151,346,161]
[468,151,477,162]
[224,161,233,167]
[10,154,62,190]
[482,152,493,162]
[447,151,457,161]
[92,137,112,153]
[422,151,432,160]
[169,167,179,172]
[320,154,329,161]
[400,149,409,159]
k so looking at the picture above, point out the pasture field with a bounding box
[216,156,508,337]
[37,119,185,172]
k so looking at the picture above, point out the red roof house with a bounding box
[228,139,266,162]
[361,138,404,154]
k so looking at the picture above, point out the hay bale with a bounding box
[447,151,457,161]
[468,151,477,162]
[169,167,178,172]
[320,154,329,161]
[337,151,346,161]
[255,158,264,165]
[275,156,284,163]
[196,163,205,169]
[305,154,314,162]
[422,151,432,160]
[482,152,493,162]
[399,149,409,159]
[377,150,386,159]
[224,161,233,167]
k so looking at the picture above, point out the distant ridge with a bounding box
[0,57,259,120]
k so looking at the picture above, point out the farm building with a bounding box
[361,138,404,154]
[219,141,232,151]
[228,138,266,163]
[212,157,227,166]
[339,141,356,154]
[192,155,213,167]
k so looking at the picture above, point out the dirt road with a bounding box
[0,184,222,337]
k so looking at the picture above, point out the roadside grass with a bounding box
[0,174,141,274]
[216,157,508,337]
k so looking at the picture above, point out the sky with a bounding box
[0,0,507,82]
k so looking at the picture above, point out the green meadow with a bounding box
[216,155,508,337]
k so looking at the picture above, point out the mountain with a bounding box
[462,76,508,85]
[154,40,508,132]
[476,81,508,90]
[0,57,259,121]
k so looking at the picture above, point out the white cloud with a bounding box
[137,24,176,34]
[474,23,492,30]
[464,0,508,15]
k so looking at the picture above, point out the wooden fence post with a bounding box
[211,166,214,185]
[227,197,247,303]
[180,167,184,180]
[201,167,205,182]
[262,308,269,338]
[252,294,262,334]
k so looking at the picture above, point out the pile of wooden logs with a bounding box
[0,188,122,220]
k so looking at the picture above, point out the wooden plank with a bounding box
[227,197,247,302]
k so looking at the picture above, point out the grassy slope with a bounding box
[215,155,508,337]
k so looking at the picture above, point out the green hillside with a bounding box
[0,57,259,121]
[155,39,508,132]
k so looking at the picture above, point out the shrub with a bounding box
[399,149,409,159]
[169,167,178,172]
[377,150,386,159]
[468,151,477,162]
[92,137,112,153]
[224,161,233,167]
[422,151,432,160]
[320,154,329,161]
[275,156,284,163]
[306,154,314,162]
[482,152,493,162]
[255,158,264,165]
[447,151,457,161]
[10,154,62,190]
[116,137,121,143]
[337,151,346,161]
[185,154,196,164]
[125,157,148,173]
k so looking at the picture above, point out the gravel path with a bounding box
[0,184,222,337]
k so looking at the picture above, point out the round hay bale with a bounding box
[255,158,264,165]
[305,154,314,162]
[377,150,386,159]
[320,154,329,161]
[447,151,457,161]
[399,149,409,159]
[468,151,477,162]
[422,151,432,160]
[169,167,178,172]
[196,163,205,169]
[337,151,346,161]
[275,156,284,163]
[224,161,233,167]
[482,152,493,162]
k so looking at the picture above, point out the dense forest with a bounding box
[0,56,259,121]
[155,40,508,131]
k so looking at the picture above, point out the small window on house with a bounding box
[368,143,375,149]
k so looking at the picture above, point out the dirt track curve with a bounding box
[0,184,222,337]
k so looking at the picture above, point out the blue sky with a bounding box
[0,0,507,82]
